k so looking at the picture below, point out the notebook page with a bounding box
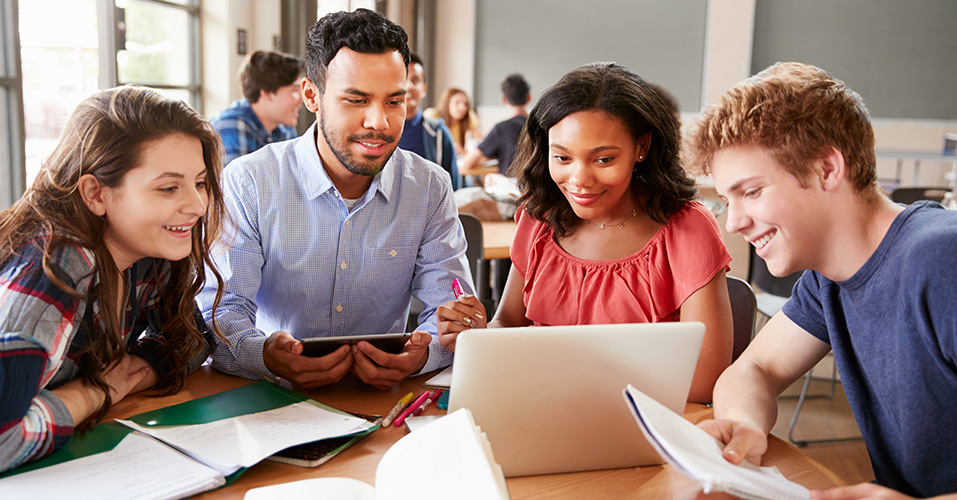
[0,432,224,500]
[119,401,372,468]
[623,384,810,500]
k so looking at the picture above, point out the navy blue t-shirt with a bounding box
[477,115,526,175]
[783,201,957,497]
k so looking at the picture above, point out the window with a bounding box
[15,0,200,191]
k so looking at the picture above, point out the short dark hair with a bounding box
[408,52,426,84]
[240,50,303,103]
[306,8,411,94]
[501,74,530,106]
[511,62,695,238]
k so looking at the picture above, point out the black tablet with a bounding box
[300,333,412,357]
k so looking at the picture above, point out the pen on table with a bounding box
[381,392,414,427]
[412,389,443,417]
[393,391,431,427]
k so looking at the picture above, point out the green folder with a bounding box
[1,380,377,484]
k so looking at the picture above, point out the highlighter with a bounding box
[412,389,443,416]
[381,392,414,427]
[393,391,431,427]
[451,278,464,299]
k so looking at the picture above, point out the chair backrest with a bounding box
[890,186,948,205]
[459,212,484,281]
[726,275,757,362]
[747,245,802,298]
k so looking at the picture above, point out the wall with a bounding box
[430,0,957,183]
[202,0,282,118]
[432,0,474,107]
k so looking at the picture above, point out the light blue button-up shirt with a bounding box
[198,123,473,380]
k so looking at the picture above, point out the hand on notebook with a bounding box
[695,418,768,466]
[263,331,353,389]
[436,295,487,351]
[350,331,431,390]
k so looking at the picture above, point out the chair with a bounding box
[726,276,757,362]
[460,213,499,315]
[747,246,801,329]
[889,186,948,204]
[458,213,488,300]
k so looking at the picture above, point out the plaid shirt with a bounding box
[210,99,297,165]
[0,239,212,472]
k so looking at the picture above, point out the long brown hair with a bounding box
[0,85,227,429]
[435,87,472,146]
[511,62,696,238]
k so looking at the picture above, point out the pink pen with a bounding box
[412,389,443,416]
[393,391,431,427]
[451,278,464,299]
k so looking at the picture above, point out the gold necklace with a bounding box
[586,208,638,230]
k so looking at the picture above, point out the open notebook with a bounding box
[244,408,509,500]
[449,322,705,477]
[623,384,810,500]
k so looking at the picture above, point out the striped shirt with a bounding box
[197,122,474,380]
[210,98,297,165]
[0,239,212,472]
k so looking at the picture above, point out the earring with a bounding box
[638,155,644,161]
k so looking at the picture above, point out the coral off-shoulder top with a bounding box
[511,201,731,326]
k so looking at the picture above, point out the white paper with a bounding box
[623,385,810,500]
[0,432,224,500]
[424,366,452,389]
[119,401,373,468]
[244,477,375,500]
[403,415,441,432]
[375,409,509,500]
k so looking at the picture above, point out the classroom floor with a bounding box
[772,377,875,486]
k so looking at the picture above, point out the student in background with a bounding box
[211,50,304,164]
[438,63,733,404]
[458,73,531,177]
[425,87,482,155]
[199,9,472,391]
[0,85,227,472]
[398,53,460,189]
[689,62,957,500]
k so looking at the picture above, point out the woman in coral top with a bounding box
[437,63,733,403]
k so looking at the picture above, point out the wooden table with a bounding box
[480,219,516,260]
[103,366,844,499]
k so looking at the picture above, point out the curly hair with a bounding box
[511,62,695,238]
[687,62,879,199]
[0,85,228,429]
[305,8,411,94]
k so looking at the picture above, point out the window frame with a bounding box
[100,0,203,112]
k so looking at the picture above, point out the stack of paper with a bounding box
[622,384,810,500]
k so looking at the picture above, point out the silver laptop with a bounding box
[448,322,704,477]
